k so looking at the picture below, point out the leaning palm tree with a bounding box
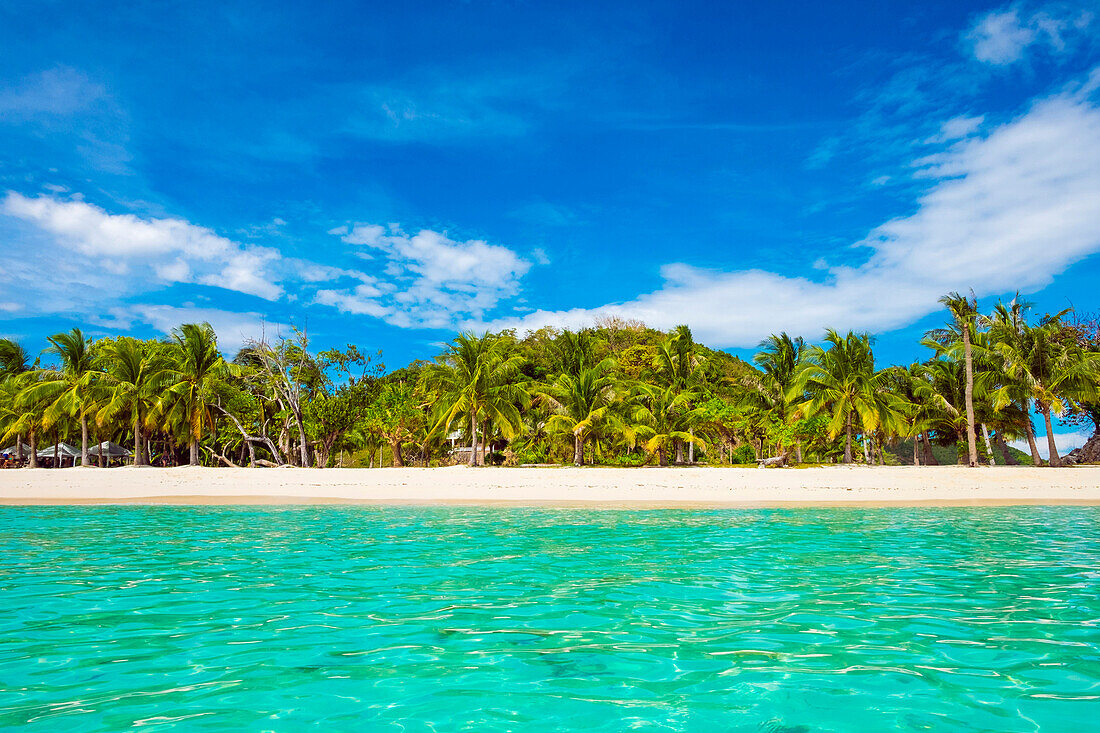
[930,292,981,467]
[96,337,166,465]
[157,323,228,466]
[790,330,898,464]
[535,360,617,465]
[990,316,1100,467]
[423,332,527,466]
[983,297,1044,464]
[19,329,100,465]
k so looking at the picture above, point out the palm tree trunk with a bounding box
[981,423,995,466]
[27,426,37,468]
[1024,408,1043,465]
[133,410,143,466]
[922,431,938,465]
[80,414,90,466]
[573,433,583,466]
[15,435,23,464]
[844,412,853,464]
[1040,405,1061,467]
[913,436,920,466]
[994,432,1017,465]
[963,329,978,467]
[189,439,200,466]
[391,438,405,467]
[469,411,478,466]
[674,439,684,464]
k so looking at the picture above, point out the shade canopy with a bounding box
[1,442,35,456]
[37,442,81,459]
[88,441,133,458]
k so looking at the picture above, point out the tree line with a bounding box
[1,292,1098,469]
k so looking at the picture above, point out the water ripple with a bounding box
[1,505,1099,731]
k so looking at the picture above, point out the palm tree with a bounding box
[96,337,165,465]
[424,332,527,466]
[535,360,616,465]
[158,323,228,466]
[983,297,1043,464]
[932,292,980,467]
[743,332,805,461]
[791,330,897,464]
[653,325,706,462]
[622,383,703,466]
[991,316,1100,467]
[0,339,33,463]
[19,329,100,465]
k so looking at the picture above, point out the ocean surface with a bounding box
[1,506,1098,731]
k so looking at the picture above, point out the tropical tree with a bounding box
[990,315,1100,467]
[0,339,33,463]
[653,325,706,462]
[622,383,704,466]
[535,360,617,465]
[158,323,228,466]
[983,297,1044,464]
[931,292,980,467]
[365,381,424,467]
[742,332,805,461]
[424,332,527,466]
[791,330,898,464]
[19,329,100,465]
[95,337,166,465]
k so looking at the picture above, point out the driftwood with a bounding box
[757,454,787,468]
[214,453,241,468]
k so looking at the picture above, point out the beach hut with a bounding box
[89,441,133,464]
[1,442,35,466]
[37,442,81,467]
[1,442,35,456]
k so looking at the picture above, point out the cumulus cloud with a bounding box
[476,83,1100,347]
[1,192,284,301]
[967,4,1094,65]
[314,224,532,328]
[100,304,289,352]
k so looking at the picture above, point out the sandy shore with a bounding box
[0,465,1098,507]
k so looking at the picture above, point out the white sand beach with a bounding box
[1,465,1099,506]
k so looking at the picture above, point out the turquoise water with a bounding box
[1,507,1099,731]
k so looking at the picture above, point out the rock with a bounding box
[1076,430,1100,464]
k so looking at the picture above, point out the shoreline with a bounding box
[1,465,1099,507]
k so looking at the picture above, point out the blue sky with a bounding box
[2,0,1099,387]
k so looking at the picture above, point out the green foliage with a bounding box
[3,297,1098,470]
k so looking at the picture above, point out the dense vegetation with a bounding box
[1,293,1098,468]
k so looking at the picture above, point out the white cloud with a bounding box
[314,224,532,328]
[930,114,985,142]
[100,304,289,352]
[967,5,1094,65]
[1010,429,1093,459]
[476,83,1100,347]
[1,192,284,300]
